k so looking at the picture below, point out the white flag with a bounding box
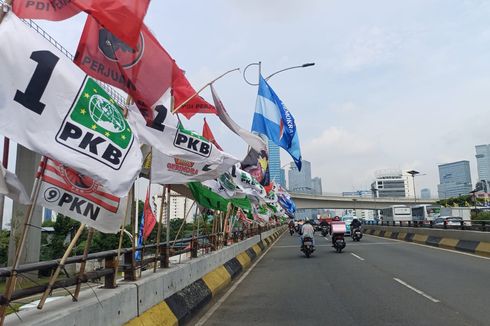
[0,164,31,205]
[37,159,126,233]
[128,106,239,184]
[0,13,142,196]
[230,166,267,201]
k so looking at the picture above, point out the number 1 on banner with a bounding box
[14,51,59,115]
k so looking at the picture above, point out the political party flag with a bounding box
[127,105,239,184]
[74,15,174,122]
[0,13,142,196]
[241,147,270,186]
[37,159,126,233]
[0,163,31,205]
[188,182,251,211]
[173,63,217,119]
[202,118,223,151]
[13,0,149,47]
[143,187,156,240]
[230,166,267,201]
[251,74,302,170]
[211,84,267,153]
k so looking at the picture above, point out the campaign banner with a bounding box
[37,159,126,233]
[0,13,142,196]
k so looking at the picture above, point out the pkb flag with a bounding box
[251,75,302,170]
[0,13,141,196]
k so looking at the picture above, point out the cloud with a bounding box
[305,127,375,158]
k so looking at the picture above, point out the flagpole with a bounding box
[153,185,165,272]
[115,186,133,281]
[172,68,240,114]
[38,223,86,309]
[164,185,171,267]
[73,227,94,301]
[0,0,11,24]
[131,179,138,279]
[0,156,46,324]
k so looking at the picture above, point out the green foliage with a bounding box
[0,230,9,266]
[472,211,490,221]
[436,194,481,208]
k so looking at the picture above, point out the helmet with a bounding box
[333,216,340,221]
[304,219,311,224]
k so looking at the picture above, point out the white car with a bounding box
[433,216,463,226]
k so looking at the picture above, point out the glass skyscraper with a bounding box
[437,160,472,199]
[475,144,490,182]
[268,140,283,186]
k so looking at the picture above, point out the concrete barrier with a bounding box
[6,227,286,326]
[364,225,490,257]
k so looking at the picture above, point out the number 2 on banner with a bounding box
[14,51,59,115]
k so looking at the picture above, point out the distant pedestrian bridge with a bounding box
[289,193,437,209]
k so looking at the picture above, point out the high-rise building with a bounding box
[268,141,282,186]
[280,168,286,189]
[420,188,431,199]
[475,144,490,182]
[155,191,196,222]
[288,160,312,194]
[437,160,472,199]
[370,169,407,198]
[311,177,322,195]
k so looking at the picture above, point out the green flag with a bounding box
[188,182,251,211]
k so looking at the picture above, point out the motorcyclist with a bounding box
[301,219,315,247]
[288,219,295,229]
[330,216,343,245]
[350,218,362,230]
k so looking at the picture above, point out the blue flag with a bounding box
[251,74,302,170]
[135,210,144,261]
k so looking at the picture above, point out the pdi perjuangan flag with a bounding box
[0,13,142,196]
[14,0,150,48]
[251,74,302,170]
[37,159,126,233]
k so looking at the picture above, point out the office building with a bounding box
[288,160,312,194]
[280,168,286,189]
[437,160,472,199]
[420,188,431,199]
[475,144,490,182]
[268,141,283,187]
[370,169,407,198]
[155,191,196,222]
[311,177,322,195]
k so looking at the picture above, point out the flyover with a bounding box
[290,192,438,209]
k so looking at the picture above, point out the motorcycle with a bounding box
[321,225,329,237]
[301,236,315,258]
[332,234,346,253]
[289,227,295,236]
[351,228,362,241]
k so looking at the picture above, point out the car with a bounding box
[433,216,463,226]
[341,216,354,235]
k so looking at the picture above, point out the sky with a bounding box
[2,0,490,222]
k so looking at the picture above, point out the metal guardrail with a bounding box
[0,224,278,308]
[364,220,490,232]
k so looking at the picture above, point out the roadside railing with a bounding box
[364,220,490,232]
[0,223,280,309]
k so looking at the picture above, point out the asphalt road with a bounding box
[197,230,490,326]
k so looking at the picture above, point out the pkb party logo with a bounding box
[56,77,134,170]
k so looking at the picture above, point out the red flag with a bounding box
[143,188,156,240]
[74,15,174,121]
[202,118,223,151]
[172,63,217,120]
[13,0,149,47]
[13,0,80,21]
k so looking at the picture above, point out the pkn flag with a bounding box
[251,75,302,170]
[0,13,142,196]
[37,159,126,233]
[0,164,31,205]
[13,0,150,47]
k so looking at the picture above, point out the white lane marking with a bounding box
[351,253,365,261]
[366,234,490,260]
[393,278,440,303]
[195,232,284,326]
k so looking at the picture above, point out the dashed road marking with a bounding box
[393,278,440,303]
[351,253,365,261]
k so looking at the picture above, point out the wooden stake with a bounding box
[73,228,94,301]
[153,186,165,272]
[165,186,171,266]
[0,156,46,325]
[114,187,133,283]
[38,223,86,309]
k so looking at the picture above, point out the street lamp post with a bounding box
[243,62,315,86]
[406,170,420,204]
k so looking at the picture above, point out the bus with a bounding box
[380,205,412,222]
[411,205,441,222]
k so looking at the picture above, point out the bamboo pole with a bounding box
[115,187,133,282]
[38,223,86,309]
[222,204,232,246]
[73,227,94,301]
[0,0,12,24]
[0,156,46,324]
[165,186,171,266]
[153,186,166,272]
[131,181,138,279]
[171,201,195,246]
[172,68,240,114]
